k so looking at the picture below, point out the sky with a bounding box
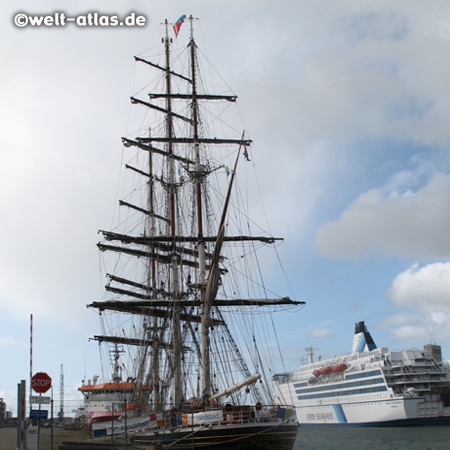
[2,0,450,416]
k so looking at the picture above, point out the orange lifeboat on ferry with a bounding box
[313,370,320,377]
[331,363,348,373]
[319,366,332,375]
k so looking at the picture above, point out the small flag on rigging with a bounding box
[243,143,251,162]
[173,15,186,37]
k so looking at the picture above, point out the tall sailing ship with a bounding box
[66,16,302,450]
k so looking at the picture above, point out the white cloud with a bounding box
[378,313,420,328]
[377,264,450,348]
[392,324,430,342]
[378,312,450,347]
[315,172,450,260]
[0,336,19,346]
[310,328,333,338]
[386,262,450,312]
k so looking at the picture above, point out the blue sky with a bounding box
[2,0,450,415]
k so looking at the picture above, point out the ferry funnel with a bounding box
[352,321,377,353]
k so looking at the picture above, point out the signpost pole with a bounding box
[36,393,41,450]
[51,387,54,450]
[30,372,52,450]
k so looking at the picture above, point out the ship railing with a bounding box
[221,404,281,424]
[158,403,295,429]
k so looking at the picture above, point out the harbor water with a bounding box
[294,426,450,449]
[1,425,450,450]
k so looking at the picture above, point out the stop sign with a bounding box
[31,372,52,393]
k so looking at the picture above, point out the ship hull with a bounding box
[277,375,450,427]
[299,417,450,427]
[132,421,299,449]
[294,397,450,427]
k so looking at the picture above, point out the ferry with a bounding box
[78,376,152,431]
[273,321,450,426]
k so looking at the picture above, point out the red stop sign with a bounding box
[31,372,52,393]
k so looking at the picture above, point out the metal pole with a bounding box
[110,403,114,450]
[191,404,194,449]
[37,393,41,450]
[124,398,127,450]
[17,380,26,450]
[51,387,54,450]
[30,315,33,404]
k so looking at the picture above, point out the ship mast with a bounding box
[164,19,183,409]
[187,15,211,407]
[149,126,159,408]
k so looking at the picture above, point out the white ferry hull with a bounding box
[295,397,450,427]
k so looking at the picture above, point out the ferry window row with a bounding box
[346,369,382,380]
[295,378,385,395]
[297,385,387,401]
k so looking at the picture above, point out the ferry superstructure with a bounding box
[274,321,450,426]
